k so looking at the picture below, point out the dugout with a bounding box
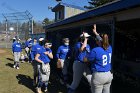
[45,0,140,89]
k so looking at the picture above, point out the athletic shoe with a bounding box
[44,88,48,92]
[36,87,42,93]
[13,65,16,68]
[16,67,19,69]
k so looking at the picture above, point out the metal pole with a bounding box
[31,18,33,34]
[2,11,33,40]
[16,19,19,38]
[28,20,30,38]
[5,19,8,48]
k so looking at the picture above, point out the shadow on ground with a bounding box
[16,74,36,93]
[6,58,14,61]
[47,71,67,93]
[5,63,14,68]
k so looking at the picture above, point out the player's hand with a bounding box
[82,32,86,37]
[92,24,96,33]
[44,51,49,55]
[57,59,61,62]
[40,61,44,64]
[92,24,99,35]
[85,37,88,40]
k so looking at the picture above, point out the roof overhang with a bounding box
[52,3,64,12]
[52,2,86,12]
[45,0,140,31]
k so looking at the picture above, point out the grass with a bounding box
[2,48,138,93]
[0,48,69,93]
[0,48,95,93]
[0,48,92,93]
[0,48,35,93]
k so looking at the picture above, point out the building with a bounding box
[45,0,140,91]
[52,2,86,22]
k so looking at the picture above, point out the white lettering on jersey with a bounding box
[102,55,107,66]
[102,53,112,66]
[109,53,112,63]
[63,49,68,53]
[37,48,41,50]
[16,45,21,47]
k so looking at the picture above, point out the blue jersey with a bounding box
[31,43,42,60]
[87,46,112,72]
[74,42,90,63]
[25,41,29,47]
[37,46,50,64]
[12,42,22,52]
[28,40,33,48]
[31,43,39,51]
[56,45,70,60]
[46,48,52,53]
[25,40,32,48]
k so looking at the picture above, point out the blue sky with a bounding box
[0,0,89,22]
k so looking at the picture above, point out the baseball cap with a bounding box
[39,37,44,41]
[80,33,90,38]
[13,37,16,40]
[28,38,32,41]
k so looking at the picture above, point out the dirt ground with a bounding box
[0,49,6,53]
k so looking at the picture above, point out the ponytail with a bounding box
[102,34,109,50]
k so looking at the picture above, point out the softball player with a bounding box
[25,38,32,62]
[56,38,70,85]
[30,38,40,86]
[68,32,91,93]
[85,34,113,93]
[12,37,16,55]
[35,41,53,93]
[12,37,16,43]
[12,38,22,69]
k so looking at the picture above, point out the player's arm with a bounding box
[48,52,53,59]
[35,53,43,63]
[12,43,15,54]
[56,47,61,61]
[84,49,96,63]
[92,24,102,41]
[83,57,89,62]
[80,32,88,52]
[30,51,34,60]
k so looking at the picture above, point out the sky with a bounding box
[0,0,89,22]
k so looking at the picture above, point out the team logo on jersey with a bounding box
[62,49,69,52]
[16,45,21,47]
[37,48,41,50]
